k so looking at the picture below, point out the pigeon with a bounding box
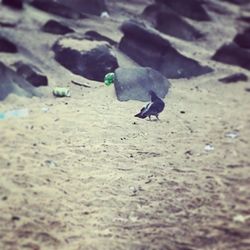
[135,91,165,120]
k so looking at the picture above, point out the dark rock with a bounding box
[14,62,48,87]
[41,20,74,35]
[2,0,23,9]
[221,0,250,4]
[155,0,211,21]
[11,216,20,221]
[84,30,117,46]
[219,73,248,83]
[0,61,41,100]
[60,0,107,16]
[238,16,250,23]
[0,12,20,27]
[0,36,18,53]
[204,1,232,15]
[53,37,119,81]
[29,0,86,19]
[0,21,18,28]
[119,20,212,79]
[212,43,250,71]
[233,28,250,49]
[114,67,170,102]
[143,5,203,41]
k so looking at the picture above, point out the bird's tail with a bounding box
[135,113,146,119]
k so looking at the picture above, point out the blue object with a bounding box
[0,109,29,121]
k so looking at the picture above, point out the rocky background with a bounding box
[0,0,250,250]
[0,0,250,99]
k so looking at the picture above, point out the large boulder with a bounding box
[143,5,203,41]
[0,36,18,53]
[0,62,41,100]
[29,0,86,19]
[2,0,23,9]
[60,0,107,16]
[53,37,119,81]
[212,43,250,71]
[119,20,212,79]
[155,0,211,21]
[114,67,170,102]
[13,61,48,87]
[41,20,74,35]
[233,28,250,49]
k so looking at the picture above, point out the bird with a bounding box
[134,90,165,120]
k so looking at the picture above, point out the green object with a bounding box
[104,72,115,86]
[53,87,70,97]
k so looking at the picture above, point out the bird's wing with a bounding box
[144,100,165,116]
[140,102,153,116]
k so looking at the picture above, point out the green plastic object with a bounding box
[104,72,115,86]
[53,87,70,97]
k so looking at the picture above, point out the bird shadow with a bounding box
[146,119,161,122]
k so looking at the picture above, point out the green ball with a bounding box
[104,72,115,86]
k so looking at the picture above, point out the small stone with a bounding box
[219,73,248,83]
[233,214,247,223]
[225,131,239,139]
[129,186,137,196]
[11,216,20,221]
[204,144,214,151]
[185,150,193,155]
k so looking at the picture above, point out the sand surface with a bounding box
[0,1,250,250]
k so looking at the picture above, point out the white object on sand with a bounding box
[204,144,214,152]
[100,11,110,18]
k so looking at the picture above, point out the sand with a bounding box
[1,78,250,249]
[0,0,250,249]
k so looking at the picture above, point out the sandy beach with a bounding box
[0,0,250,249]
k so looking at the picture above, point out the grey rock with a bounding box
[114,67,171,102]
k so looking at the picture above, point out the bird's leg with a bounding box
[148,115,151,121]
[156,114,160,121]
